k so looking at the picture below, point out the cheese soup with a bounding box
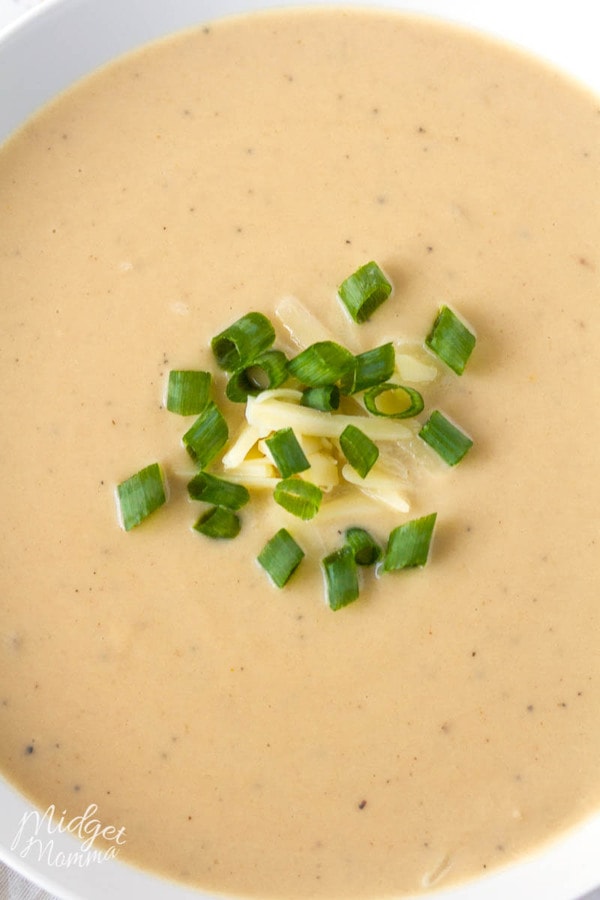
[0,7,599,898]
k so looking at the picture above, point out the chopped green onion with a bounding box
[301,384,340,412]
[265,427,310,478]
[187,471,250,509]
[418,410,473,466]
[288,341,355,387]
[341,342,395,395]
[425,305,476,375]
[182,401,228,468]
[345,527,382,566]
[322,545,359,610]
[338,261,392,324]
[339,424,379,478]
[363,382,424,419]
[225,350,289,403]
[117,462,166,532]
[383,513,437,571]
[166,370,211,416]
[257,528,305,588]
[273,477,323,520]
[193,506,241,539]
[211,312,275,372]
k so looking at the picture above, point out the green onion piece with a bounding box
[345,527,382,566]
[257,528,305,588]
[338,260,392,323]
[340,342,395,395]
[265,427,310,478]
[211,312,275,372]
[193,506,241,539]
[225,350,289,403]
[322,545,359,610]
[187,471,250,510]
[117,462,166,532]
[363,382,424,419]
[418,410,473,466]
[287,341,355,387]
[339,424,379,478]
[273,477,323,520]
[166,370,211,416]
[301,384,340,412]
[425,305,476,375]
[383,513,437,572]
[182,401,228,468]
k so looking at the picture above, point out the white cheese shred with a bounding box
[217,354,421,523]
[246,394,412,442]
[221,423,265,470]
[275,295,337,350]
[341,463,410,512]
[395,352,439,384]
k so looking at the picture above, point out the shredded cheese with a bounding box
[220,459,279,488]
[246,393,412,442]
[299,451,340,490]
[214,347,438,525]
[394,342,439,384]
[222,423,265,469]
[275,295,337,350]
[341,463,410,512]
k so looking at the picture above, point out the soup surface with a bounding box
[1,7,599,898]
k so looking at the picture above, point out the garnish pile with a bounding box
[116,261,476,610]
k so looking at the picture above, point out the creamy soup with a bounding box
[1,7,599,898]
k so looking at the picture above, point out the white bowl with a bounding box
[1,2,599,899]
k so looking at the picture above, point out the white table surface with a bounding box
[1,0,600,897]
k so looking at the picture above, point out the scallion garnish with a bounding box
[322,545,359,610]
[339,424,379,478]
[301,384,340,412]
[225,349,289,403]
[257,528,305,588]
[117,463,166,532]
[345,527,382,566]
[287,340,355,387]
[341,342,395,395]
[265,427,310,478]
[193,505,241,539]
[187,471,250,510]
[425,305,476,375]
[338,260,392,323]
[211,312,276,372]
[383,512,437,571]
[182,401,229,468]
[363,382,424,419]
[166,370,212,416]
[119,259,478,611]
[273,477,323,520]
[418,410,473,466]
